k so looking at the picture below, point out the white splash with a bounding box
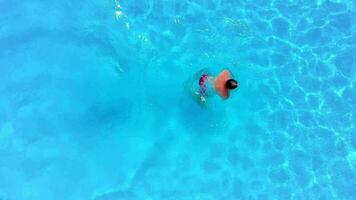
[114,0,130,30]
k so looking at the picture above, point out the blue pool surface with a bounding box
[0,0,355,199]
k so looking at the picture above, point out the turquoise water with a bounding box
[0,0,355,199]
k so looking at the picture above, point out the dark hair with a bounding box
[226,79,238,89]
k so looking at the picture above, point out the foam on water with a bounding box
[0,0,355,199]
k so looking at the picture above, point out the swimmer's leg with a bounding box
[184,68,213,106]
[184,74,207,106]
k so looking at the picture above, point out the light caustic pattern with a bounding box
[0,0,355,200]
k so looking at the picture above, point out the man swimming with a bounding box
[189,69,239,104]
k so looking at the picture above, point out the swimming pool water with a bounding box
[0,0,355,199]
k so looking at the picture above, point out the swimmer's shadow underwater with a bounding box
[185,68,239,106]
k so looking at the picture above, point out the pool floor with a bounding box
[0,0,355,199]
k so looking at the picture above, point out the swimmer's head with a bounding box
[226,79,238,90]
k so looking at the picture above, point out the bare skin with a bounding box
[186,69,214,105]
